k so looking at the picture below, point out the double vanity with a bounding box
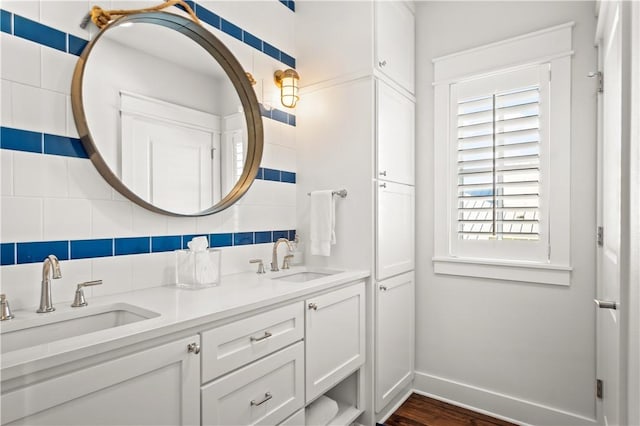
[1,268,368,425]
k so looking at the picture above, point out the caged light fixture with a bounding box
[274,69,300,108]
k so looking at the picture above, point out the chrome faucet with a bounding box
[271,238,293,272]
[37,254,62,313]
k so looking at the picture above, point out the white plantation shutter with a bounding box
[449,64,550,261]
[457,87,541,240]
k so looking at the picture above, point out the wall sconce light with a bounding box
[274,69,300,108]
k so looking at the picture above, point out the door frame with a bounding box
[595,1,637,424]
[626,3,640,425]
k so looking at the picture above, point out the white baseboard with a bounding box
[413,371,597,426]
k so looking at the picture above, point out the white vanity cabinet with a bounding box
[305,281,366,402]
[1,335,200,426]
[375,272,415,411]
[1,277,368,426]
[376,80,415,186]
[374,1,415,94]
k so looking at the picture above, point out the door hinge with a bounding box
[597,226,604,247]
[597,379,603,399]
[211,148,216,159]
[588,71,603,93]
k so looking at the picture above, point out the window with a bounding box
[432,23,573,285]
[457,84,541,242]
[449,65,550,263]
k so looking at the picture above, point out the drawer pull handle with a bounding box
[250,392,272,406]
[379,285,388,291]
[187,343,200,355]
[308,302,318,311]
[250,331,273,342]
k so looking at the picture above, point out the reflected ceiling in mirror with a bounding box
[71,12,263,216]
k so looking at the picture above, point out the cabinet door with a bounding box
[202,342,304,426]
[376,182,415,280]
[375,1,415,93]
[375,272,415,412]
[305,282,366,402]
[377,80,415,185]
[2,336,200,426]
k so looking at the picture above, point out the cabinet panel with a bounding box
[377,81,415,185]
[2,336,200,426]
[376,182,415,280]
[375,272,415,412]
[279,408,305,426]
[305,282,366,402]
[202,342,304,426]
[201,302,304,382]
[375,1,415,93]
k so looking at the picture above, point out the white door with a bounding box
[375,271,414,412]
[377,80,415,185]
[122,116,215,214]
[305,282,365,402]
[374,1,415,93]
[376,181,415,280]
[596,2,623,424]
[1,336,200,425]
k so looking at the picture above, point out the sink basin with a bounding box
[1,303,159,353]
[272,270,341,283]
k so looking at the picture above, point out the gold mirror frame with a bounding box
[71,12,263,217]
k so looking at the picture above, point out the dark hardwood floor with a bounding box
[384,393,518,426]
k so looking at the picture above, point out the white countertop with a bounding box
[0,267,369,381]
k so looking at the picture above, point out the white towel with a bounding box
[305,395,339,426]
[310,190,336,256]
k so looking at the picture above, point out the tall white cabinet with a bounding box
[296,1,416,422]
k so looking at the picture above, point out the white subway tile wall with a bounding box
[0,0,298,310]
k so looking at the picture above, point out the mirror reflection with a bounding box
[81,20,249,215]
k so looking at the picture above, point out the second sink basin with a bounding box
[1,303,159,354]
[272,270,341,283]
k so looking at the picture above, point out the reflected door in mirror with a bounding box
[120,92,221,214]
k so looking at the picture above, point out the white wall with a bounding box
[0,0,297,310]
[415,2,598,424]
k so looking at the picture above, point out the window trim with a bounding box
[433,23,574,286]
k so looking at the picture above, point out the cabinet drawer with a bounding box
[202,342,305,426]
[201,302,304,382]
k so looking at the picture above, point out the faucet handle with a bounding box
[282,254,294,270]
[1,294,15,321]
[249,259,266,274]
[71,280,102,307]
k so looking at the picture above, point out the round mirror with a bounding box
[71,12,263,216]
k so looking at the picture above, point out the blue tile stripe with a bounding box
[188,2,296,68]
[1,127,87,158]
[1,8,295,68]
[1,127,295,183]
[279,0,296,12]
[0,230,295,265]
[256,168,296,184]
[259,104,296,126]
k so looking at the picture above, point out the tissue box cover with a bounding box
[175,249,221,289]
